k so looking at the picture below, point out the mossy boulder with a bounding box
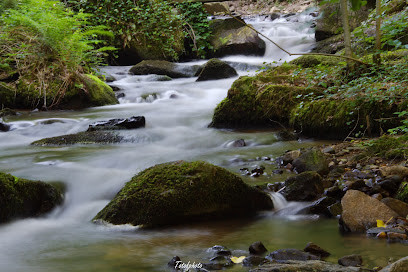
[290,99,407,139]
[31,131,123,146]
[93,161,273,227]
[129,60,191,78]
[0,172,63,223]
[209,65,318,129]
[281,171,325,201]
[209,18,265,57]
[292,149,329,176]
[196,58,238,81]
[0,82,16,108]
[289,55,340,68]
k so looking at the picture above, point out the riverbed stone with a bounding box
[380,256,408,272]
[266,248,320,262]
[129,60,190,78]
[0,172,63,223]
[303,242,331,258]
[249,241,268,255]
[0,121,10,132]
[292,149,329,176]
[341,190,399,232]
[31,131,123,146]
[243,255,266,267]
[93,161,273,227]
[250,260,361,272]
[338,255,363,267]
[381,197,408,217]
[299,196,337,217]
[281,171,325,201]
[396,182,408,203]
[87,116,145,131]
[196,59,238,81]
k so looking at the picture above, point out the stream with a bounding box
[0,10,407,272]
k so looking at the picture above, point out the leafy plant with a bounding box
[0,0,114,108]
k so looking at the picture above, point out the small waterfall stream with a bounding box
[0,10,406,272]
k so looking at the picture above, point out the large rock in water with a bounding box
[209,17,266,57]
[281,171,325,201]
[196,59,238,81]
[129,60,192,78]
[93,161,273,227]
[87,116,145,131]
[31,131,124,146]
[0,172,63,223]
[341,190,399,232]
[380,256,408,272]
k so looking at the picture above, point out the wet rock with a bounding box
[32,131,124,146]
[243,255,266,267]
[322,146,335,154]
[343,180,368,192]
[266,248,320,261]
[324,186,345,200]
[366,227,406,237]
[381,198,408,217]
[168,256,181,267]
[251,166,265,177]
[371,193,383,201]
[341,190,399,232]
[209,18,266,57]
[303,242,330,258]
[208,245,232,257]
[328,202,342,216]
[292,149,329,176]
[338,254,363,267]
[0,172,63,223]
[299,196,337,217]
[379,256,408,272]
[0,121,10,132]
[387,232,407,241]
[281,171,324,201]
[104,75,116,82]
[249,241,268,255]
[109,85,120,92]
[249,260,360,272]
[116,93,125,99]
[196,59,238,81]
[87,116,145,131]
[129,60,190,78]
[228,139,246,147]
[281,150,301,165]
[272,169,284,175]
[276,130,298,141]
[378,176,403,195]
[93,161,273,227]
[208,255,233,268]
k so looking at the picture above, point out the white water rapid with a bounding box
[3,10,403,272]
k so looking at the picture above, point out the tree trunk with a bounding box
[373,0,382,65]
[340,0,353,62]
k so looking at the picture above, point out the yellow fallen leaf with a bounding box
[376,220,385,228]
[230,256,246,264]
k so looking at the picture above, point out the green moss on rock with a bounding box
[31,131,123,146]
[290,99,407,139]
[93,161,273,227]
[0,172,63,223]
[289,55,341,68]
[396,182,408,203]
[0,82,16,108]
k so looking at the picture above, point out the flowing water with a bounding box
[0,11,407,272]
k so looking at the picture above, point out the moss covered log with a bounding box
[94,160,273,227]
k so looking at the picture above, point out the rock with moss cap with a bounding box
[0,172,63,223]
[209,64,318,129]
[31,131,124,146]
[93,160,273,227]
[209,17,265,57]
[129,60,192,78]
[196,59,238,81]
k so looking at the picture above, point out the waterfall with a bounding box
[269,192,311,216]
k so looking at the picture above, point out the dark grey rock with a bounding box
[0,121,10,132]
[303,242,331,258]
[249,241,268,255]
[266,248,320,262]
[87,116,145,131]
[243,255,266,267]
[338,254,363,267]
[281,171,324,201]
[292,149,329,176]
[196,59,238,81]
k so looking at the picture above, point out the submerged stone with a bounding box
[93,161,273,227]
[0,172,63,223]
[31,131,123,146]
